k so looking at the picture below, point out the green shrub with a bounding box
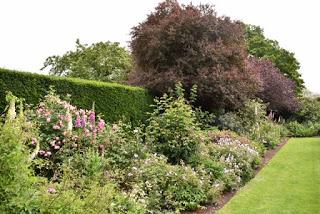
[252,121,282,148]
[295,97,320,122]
[0,68,153,124]
[34,150,145,213]
[286,96,320,137]
[145,92,200,164]
[218,100,283,148]
[128,154,208,213]
[62,149,105,183]
[101,122,148,174]
[0,94,38,213]
[286,121,320,137]
[36,181,144,214]
[218,111,243,133]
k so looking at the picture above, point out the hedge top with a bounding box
[0,68,153,123]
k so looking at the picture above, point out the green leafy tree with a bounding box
[42,39,133,82]
[245,25,304,94]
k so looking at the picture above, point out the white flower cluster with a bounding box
[215,136,261,186]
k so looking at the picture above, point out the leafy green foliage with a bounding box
[252,121,282,148]
[101,122,147,170]
[42,39,133,83]
[0,68,153,124]
[219,100,282,148]
[35,178,145,213]
[0,89,265,213]
[245,25,304,94]
[128,154,208,212]
[0,95,38,213]
[295,97,320,122]
[286,121,320,137]
[145,86,200,164]
[286,97,320,137]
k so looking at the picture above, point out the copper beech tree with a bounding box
[249,57,299,113]
[130,0,259,110]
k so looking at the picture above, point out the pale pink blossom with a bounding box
[98,119,105,131]
[53,125,60,130]
[47,187,56,193]
[31,138,38,145]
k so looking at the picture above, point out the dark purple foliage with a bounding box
[129,0,259,110]
[250,57,299,113]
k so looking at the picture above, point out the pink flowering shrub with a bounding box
[30,90,106,177]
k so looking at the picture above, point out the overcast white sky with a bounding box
[0,0,319,92]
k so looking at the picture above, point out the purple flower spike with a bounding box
[81,115,87,128]
[89,111,95,124]
[75,116,81,127]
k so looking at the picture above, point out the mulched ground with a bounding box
[183,139,289,214]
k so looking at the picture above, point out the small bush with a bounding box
[101,122,147,170]
[27,90,107,179]
[286,121,320,137]
[252,121,282,148]
[218,111,243,133]
[219,100,282,148]
[205,131,261,186]
[35,181,144,214]
[145,89,200,164]
[0,94,38,213]
[190,130,261,192]
[128,154,208,212]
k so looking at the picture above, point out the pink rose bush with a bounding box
[33,91,106,161]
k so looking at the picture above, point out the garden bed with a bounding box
[184,139,288,214]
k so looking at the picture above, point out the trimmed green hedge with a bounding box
[0,68,153,123]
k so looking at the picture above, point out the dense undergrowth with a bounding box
[0,84,285,213]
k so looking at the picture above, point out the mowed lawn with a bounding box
[218,138,320,214]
